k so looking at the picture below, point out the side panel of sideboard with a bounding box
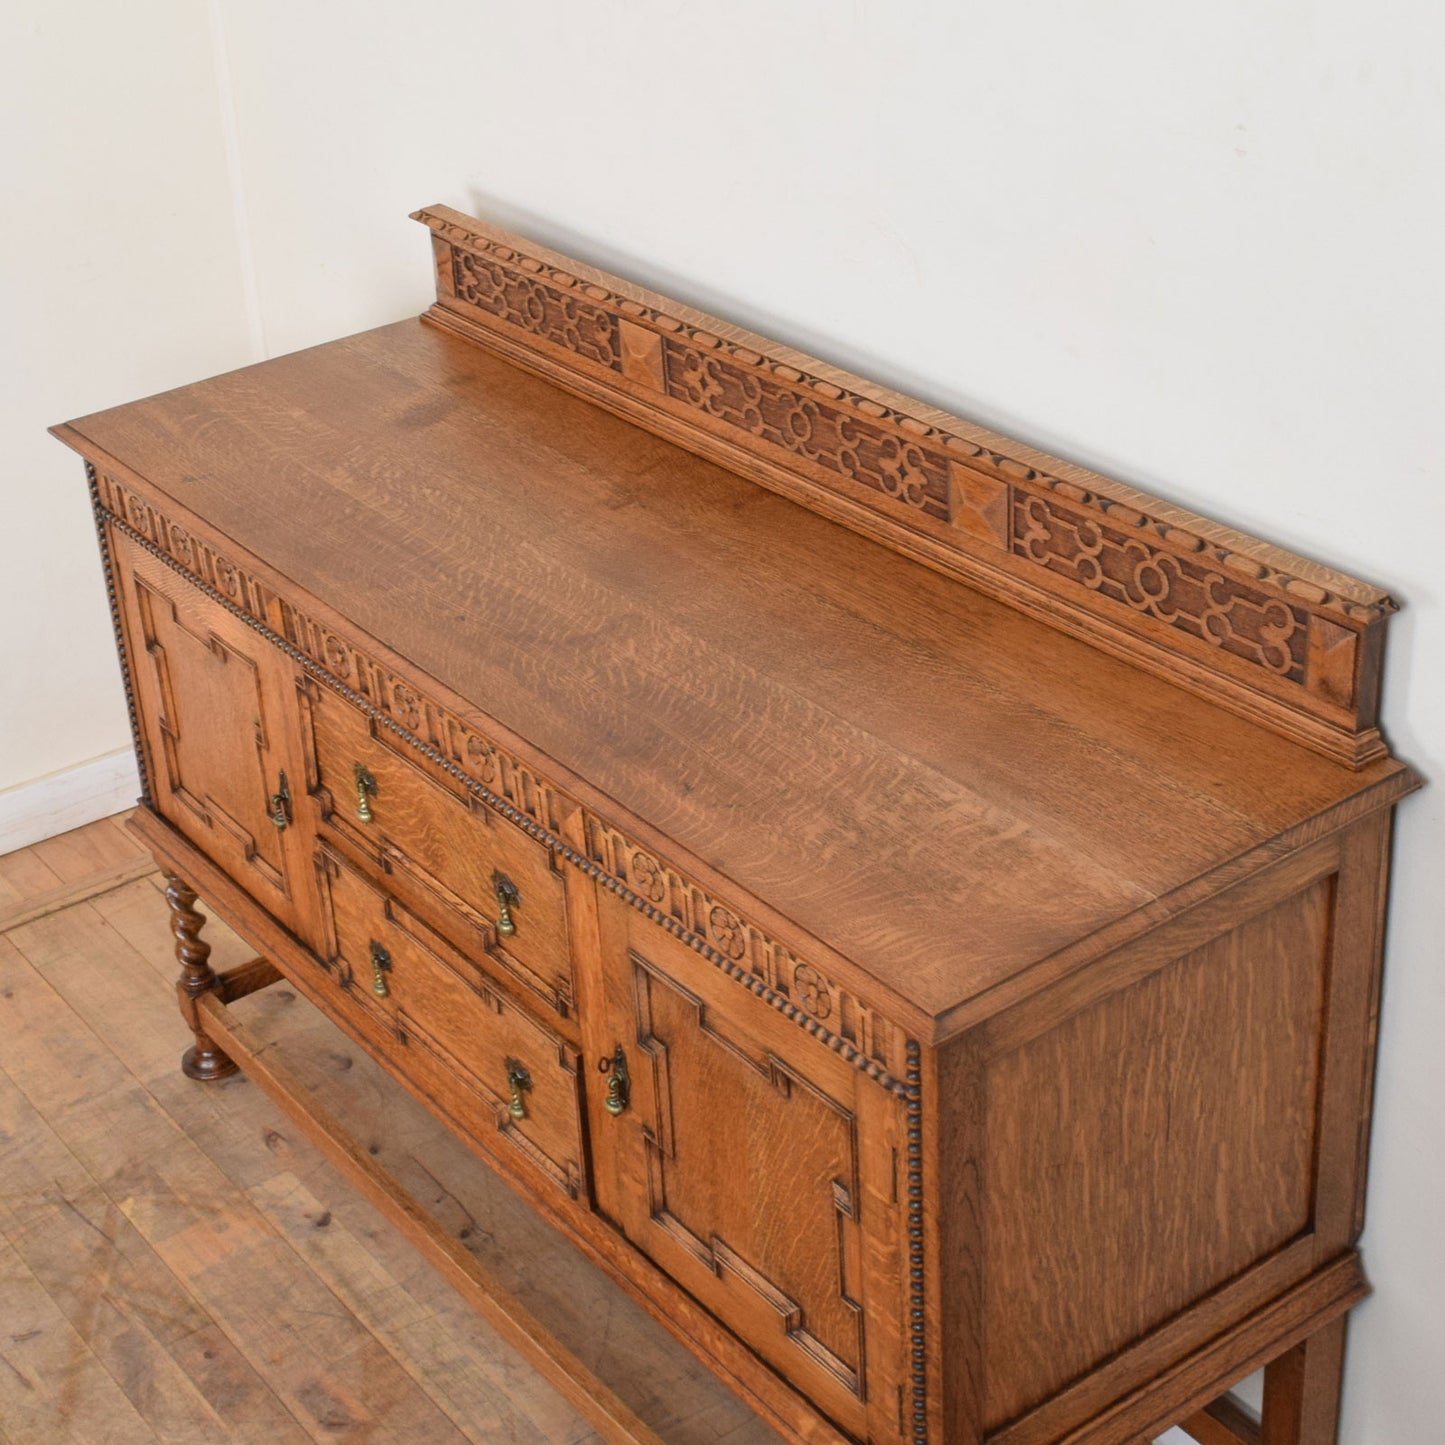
[927,816,1396,1444]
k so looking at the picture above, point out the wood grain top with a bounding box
[56,319,1412,1026]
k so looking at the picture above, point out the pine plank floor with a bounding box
[0,813,782,1444]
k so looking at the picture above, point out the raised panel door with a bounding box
[110,528,315,940]
[584,891,912,1444]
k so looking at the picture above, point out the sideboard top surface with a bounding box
[60,318,1409,1024]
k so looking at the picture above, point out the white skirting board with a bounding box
[0,748,142,857]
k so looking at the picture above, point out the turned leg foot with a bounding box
[1260,1316,1347,1445]
[166,871,238,1082]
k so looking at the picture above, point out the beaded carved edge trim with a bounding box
[86,464,152,806]
[95,493,913,1097]
[904,1042,927,1444]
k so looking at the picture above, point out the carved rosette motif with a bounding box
[93,470,905,1090]
[791,963,833,1022]
[627,849,667,904]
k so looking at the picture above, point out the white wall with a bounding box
[6,2,1441,1437]
[0,1,258,806]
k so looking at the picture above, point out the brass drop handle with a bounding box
[368,940,392,998]
[504,1057,532,1120]
[599,1045,630,1117]
[354,763,378,822]
[268,770,291,831]
[493,871,520,938]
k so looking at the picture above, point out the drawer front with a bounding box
[315,840,586,1200]
[299,678,575,1025]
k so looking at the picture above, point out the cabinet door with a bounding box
[585,893,911,1443]
[110,528,315,940]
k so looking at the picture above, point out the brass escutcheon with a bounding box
[599,1045,630,1116]
[268,770,291,831]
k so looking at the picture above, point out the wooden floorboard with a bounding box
[0,840,62,915]
[0,1068,291,1444]
[0,1233,161,1445]
[28,813,149,882]
[0,816,781,1443]
[0,812,157,933]
[0,858,158,935]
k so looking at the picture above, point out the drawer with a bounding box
[314,839,587,1200]
[299,679,575,1024]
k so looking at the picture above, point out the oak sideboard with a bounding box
[53,205,1417,1445]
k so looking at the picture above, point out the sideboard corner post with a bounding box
[1259,1314,1348,1445]
[165,870,238,1081]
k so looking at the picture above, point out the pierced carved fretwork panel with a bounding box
[661,339,952,521]
[1013,494,1311,681]
[414,205,1397,759]
[453,249,622,370]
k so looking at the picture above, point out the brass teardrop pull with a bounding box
[354,763,378,822]
[493,871,520,938]
[368,940,392,998]
[505,1057,532,1120]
